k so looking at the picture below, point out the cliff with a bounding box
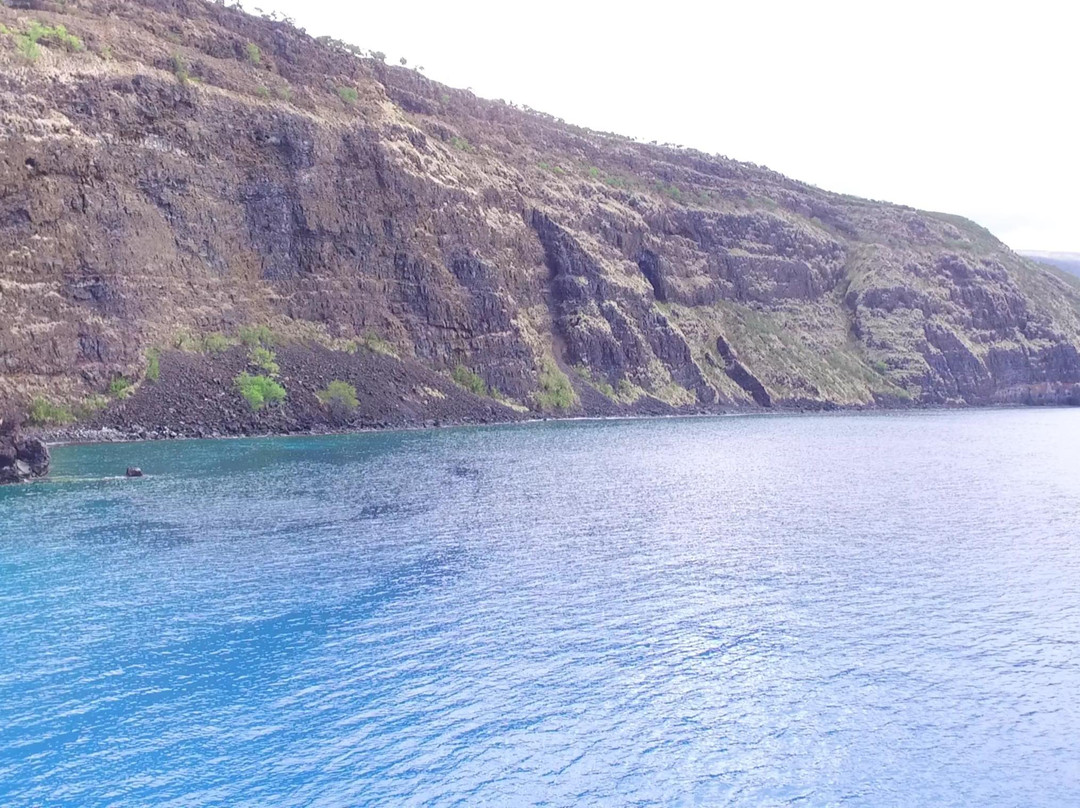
[3,0,1080,438]
[1022,252,1080,280]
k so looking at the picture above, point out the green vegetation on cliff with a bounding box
[235,373,286,411]
[535,363,577,411]
[27,398,74,427]
[316,380,359,418]
[2,20,83,61]
[452,366,488,397]
[250,347,280,377]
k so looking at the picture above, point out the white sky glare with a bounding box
[258,0,1079,252]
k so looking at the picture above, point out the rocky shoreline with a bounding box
[31,398,1067,449]
[33,414,523,447]
[6,398,1075,484]
[8,340,1076,471]
[11,344,1079,459]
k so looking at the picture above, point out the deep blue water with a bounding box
[1,410,1079,806]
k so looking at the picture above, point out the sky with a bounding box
[256,0,1079,253]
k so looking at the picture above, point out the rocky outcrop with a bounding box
[714,336,771,407]
[1,0,1080,433]
[0,432,50,484]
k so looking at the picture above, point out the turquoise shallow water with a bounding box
[1,410,1079,806]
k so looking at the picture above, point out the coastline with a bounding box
[34,398,1075,449]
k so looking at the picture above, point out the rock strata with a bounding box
[1,0,1080,437]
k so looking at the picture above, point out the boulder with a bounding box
[0,434,50,484]
[15,436,50,477]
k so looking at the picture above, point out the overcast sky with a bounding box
[258,0,1079,252]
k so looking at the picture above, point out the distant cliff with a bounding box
[1022,252,1080,280]
[2,0,1080,439]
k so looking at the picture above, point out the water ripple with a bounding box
[1,410,1079,806]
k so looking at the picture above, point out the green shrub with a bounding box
[109,377,134,398]
[27,397,75,426]
[238,324,276,348]
[256,85,270,99]
[176,331,234,353]
[174,331,199,351]
[275,84,293,102]
[656,182,683,201]
[235,373,286,411]
[616,378,643,402]
[171,53,190,85]
[596,380,617,398]
[11,22,84,62]
[360,331,396,356]
[452,365,488,397]
[337,85,358,105]
[450,135,473,153]
[201,332,232,353]
[245,42,262,65]
[31,22,83,52]
[15,33,40,61]
[146,349,161,383]
[572,364,616,398]
[250,346,280,377]
[75,394,109,419]
[316,380,359,418]
[535,361,577,411]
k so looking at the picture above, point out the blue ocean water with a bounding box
[1,410,1079,806]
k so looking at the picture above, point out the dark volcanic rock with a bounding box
[0,434,50,484]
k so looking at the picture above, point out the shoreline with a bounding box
[36,400,1077,449]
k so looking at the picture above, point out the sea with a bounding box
[1,409,1078,806]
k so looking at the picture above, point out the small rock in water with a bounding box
[126,467,144,478]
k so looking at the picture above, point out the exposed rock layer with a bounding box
[2,0,1080,436]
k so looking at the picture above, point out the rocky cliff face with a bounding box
[2,0,1080,437]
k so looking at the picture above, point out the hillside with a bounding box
[1022,251,1080,280]
[2,0,1080,438]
